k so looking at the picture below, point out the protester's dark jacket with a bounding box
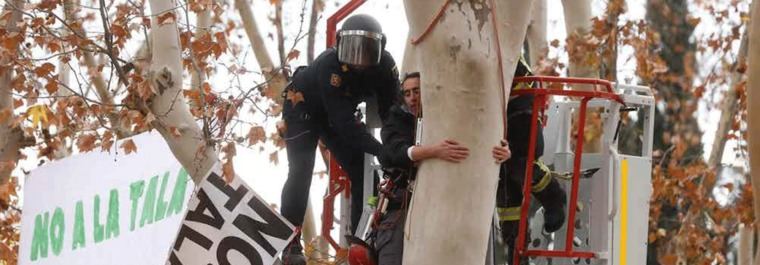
[379,104,416,174]
[288,48,400,155]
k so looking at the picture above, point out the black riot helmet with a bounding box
[337,14,386,67]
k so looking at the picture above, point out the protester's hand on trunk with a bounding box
[493,139,511,164]
[433,139,470,162]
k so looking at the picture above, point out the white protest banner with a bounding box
[19,132,194,265]
[167,165,296,265]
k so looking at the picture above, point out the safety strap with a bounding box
[532,160,553,193]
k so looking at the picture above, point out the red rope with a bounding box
[409,0,509,139]
[410,0,452,45]
[488,0,508,139]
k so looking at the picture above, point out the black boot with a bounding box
[533,176,567,233]
[500,220,529,265]
[281,237,306,265]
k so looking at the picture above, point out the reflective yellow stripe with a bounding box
[512,56,534,90]
[513,82,532,91]
[497,207,521,221]
[620,159,629,265]
[532,161,552,192]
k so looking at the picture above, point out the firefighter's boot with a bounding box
[500,220,528,265]
[532,162,567,233]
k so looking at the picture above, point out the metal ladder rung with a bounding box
[523,250,596,259]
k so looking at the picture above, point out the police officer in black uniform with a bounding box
[279,14,400,265]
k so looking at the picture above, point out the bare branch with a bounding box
[235,0,288,104]
[306,0,322,63]
[98,0,130,86]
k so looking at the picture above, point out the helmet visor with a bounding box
[338,30,383,67]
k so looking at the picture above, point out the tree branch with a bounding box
[306,0,321,64]
[708,29,748,168]
[235,0,287,104]
[0,0,27,185]
[62,0,128,137]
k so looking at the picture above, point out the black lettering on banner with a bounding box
[168,252,183,265]
[173,224,213,251]
[207,172,249,211]
[233,196,293,256]
[186,189,224,229]
[217,236,263,265]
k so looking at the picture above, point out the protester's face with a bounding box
[402,77,421,115]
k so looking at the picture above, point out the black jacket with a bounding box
[288,48,400,155]
[379,105,416,171]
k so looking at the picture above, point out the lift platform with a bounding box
[510,77,655,265]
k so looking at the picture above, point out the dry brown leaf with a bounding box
[76,134,98,152]
[101,131,114,152]
[120,139,138,154]
[247,126,266,146]
[157,12,177,25]
[269,151,279,165]
[33,63,55,77]
[222,160,235,183]
[137,78,155,100]
[44,79,58,94]
[169,127,182,138]
[286,90,304,106]
[550,39,560,48]
[286,49,301,62]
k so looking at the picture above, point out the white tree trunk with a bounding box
[748,0,760,263]
[401,32,418,73]
[190,7,212,92]
[709,30,748,168]
[563,0,603,152]
[148,0,217,184]
[235,0,287,103]
[739,224,753,265]
[526,0,548,66]
[562,0,595,80]
[0,0,25,185]
[52,58,73,159]
[402,1,531,264]
[494,0,534,98]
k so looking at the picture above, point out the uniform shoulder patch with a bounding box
[391,65,399,79]
[330,73,342,87]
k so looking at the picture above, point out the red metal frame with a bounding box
[321,155,351,250]
[320,0,366,256]
[511,76,623,265]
